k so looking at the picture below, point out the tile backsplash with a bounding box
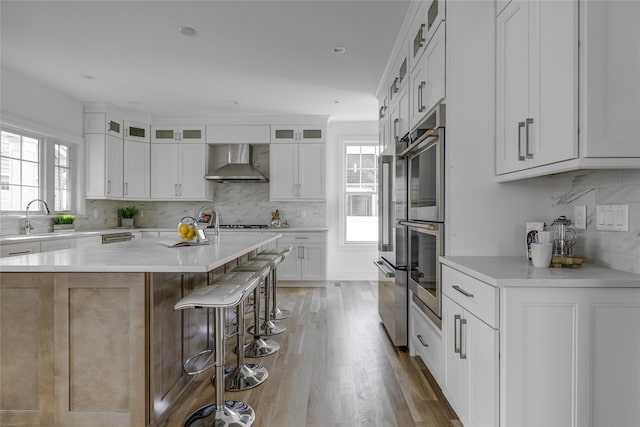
[547,169,640,274]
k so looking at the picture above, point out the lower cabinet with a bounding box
[409,301,443,384]
[276,232,327,281]
[442,294,499,427]
[0,241,40,257]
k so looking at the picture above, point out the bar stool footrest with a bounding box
[183,349,215,376]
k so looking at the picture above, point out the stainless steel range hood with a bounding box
[205,144,268,182]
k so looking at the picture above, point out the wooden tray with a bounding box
[550,255,585,268]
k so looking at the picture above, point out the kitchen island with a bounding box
[0,232,281,427]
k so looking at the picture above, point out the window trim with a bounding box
[339,136,379,246]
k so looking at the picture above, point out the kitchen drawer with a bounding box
[410,301,443,384]
[0,242,40,257]
[442,265,499,328]
[278,233,326,244]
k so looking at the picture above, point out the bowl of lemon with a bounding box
[177,216,197,241]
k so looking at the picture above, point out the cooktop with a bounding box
[218,224,269,229]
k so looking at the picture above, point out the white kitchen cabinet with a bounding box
[378,96,389,153]
[206,125,270,144]
[152,125,206,144]
[388,81,410,144]
[409,0,446,71]
[40,239,75,252]
[409,300,443,384]
[150,143,212,200]
[442,294,499,427]
[271,125,324,144]
[276,233,327,281]
[410,22,446,130]
[501,286,640,427]
[270,143,325,201]
[496,0,578,176]
[0,241,40,258]
[123,140,150,199]
[84,112,123,138]
[124,120,150,143]
[85,133,124,199]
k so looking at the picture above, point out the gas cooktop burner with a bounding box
[218,224,269,229]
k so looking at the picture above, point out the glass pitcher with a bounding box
[551,215,577,256]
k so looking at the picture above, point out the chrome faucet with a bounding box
[212,210,220,236]
[24,199,50,235]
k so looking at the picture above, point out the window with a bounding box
[1,130,40,211]
[54,143,72,211]
[344,142,379,243]
[0,128,73,212]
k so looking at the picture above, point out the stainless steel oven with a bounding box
[403,221,443,328]
[407,131,444,222]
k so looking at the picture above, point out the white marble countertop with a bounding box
[0,232,281,273]
[441,256,640,288]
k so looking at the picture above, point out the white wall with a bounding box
[326,121,379,281]
[445,1,551,256]
[0,66,83,143]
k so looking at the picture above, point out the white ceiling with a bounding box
[0,0,410,122]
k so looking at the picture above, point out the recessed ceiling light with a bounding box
[81,74,95,80]
[330,99,340,104]
[332,46,346,54]
[229,100,239,105]
[178,26,197,36]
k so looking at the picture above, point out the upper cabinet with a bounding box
[85,133,124,199]
[270,143,325,201]
[496,0,640,181]
[206,125,270,144]
[410,0,446,70]
[150,142,212,200]
[410,22,446,129]
[152,126,206,144]
[84,112,123,138]
[124,121,150,143]
[123,140,150,199]
[271,125,324,144]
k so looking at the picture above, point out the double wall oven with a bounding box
[399,105,446,329]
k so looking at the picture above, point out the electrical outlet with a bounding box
[139,210,144,217]
[574,205,586,230]
[93,209,99,218]
[596,204,629,231]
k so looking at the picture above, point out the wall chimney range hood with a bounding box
[205,144,268,183]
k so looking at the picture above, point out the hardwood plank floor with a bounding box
[153,282,460,427]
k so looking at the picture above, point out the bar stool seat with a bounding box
[258,247,293,320]
[174,271,261,427]
[232,260,280,358]
[248,253,286,336]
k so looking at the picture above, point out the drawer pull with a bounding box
[417,334,429,347]
[452,285,474,298]
[454,314,461,354]
[9,250,32,255]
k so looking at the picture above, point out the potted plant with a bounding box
[52,214,75,231]
[118,206,138,228]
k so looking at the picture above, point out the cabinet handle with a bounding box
[417,334,429,347]
[392,77,399,93]
[298,247,303,259]
[174,184,178,197]
[454,314,461,354]
[517,121,526,161]
[452,285,474,298]
[393,118,399,142]
[379,106,385,119]
[460,318,468,360]
[416,23,426,52]
[418,81,426,112]
[9,250,32,256]
[107,180,111,194]
[124,182,128,195]
[525,118,534,159]
[179,184,183,196]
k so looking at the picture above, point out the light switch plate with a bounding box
[595,204,629,231]
[574,205,587,229]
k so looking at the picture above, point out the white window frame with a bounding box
[339,136,379,246]
[0,126,75,214]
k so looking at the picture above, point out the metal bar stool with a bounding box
[174,271,261,427]
[247,253,286,336]
[259,247,293,320]
[231,260,280,358]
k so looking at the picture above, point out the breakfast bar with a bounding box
[0,232,281,427]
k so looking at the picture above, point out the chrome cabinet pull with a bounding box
[452,285,474,298]
[525,118,534,158]
[9,250,32,256]
[454,314,461,354]
[392,77,399,93]
[124,182,128,195]
[107,180,111,194]
[174,184,178,196]
[417,334,429,347]
[460,318,468,360]
[518,121,526,161]
[393,118,399,142]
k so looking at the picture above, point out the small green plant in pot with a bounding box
[118,206,138,228]
[52,214,75,231]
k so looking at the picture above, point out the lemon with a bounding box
[186,229,196,240]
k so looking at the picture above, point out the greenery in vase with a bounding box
[52,215,74,225]
[118,206,138,219]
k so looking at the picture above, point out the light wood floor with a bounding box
[153,282,460,427]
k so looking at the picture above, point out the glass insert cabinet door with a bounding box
[124,121,150,143]
[151,126,205,143]
[271,125,324,143]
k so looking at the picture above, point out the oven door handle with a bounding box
[374,260,396,278]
